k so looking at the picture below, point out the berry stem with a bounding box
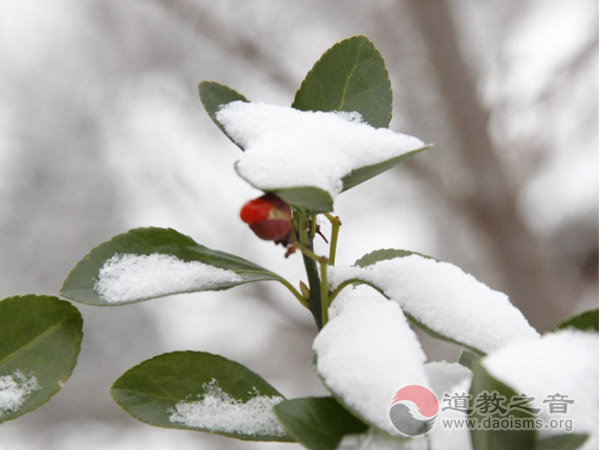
[324,213,341,266]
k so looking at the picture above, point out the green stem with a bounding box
[319,259,329,325]
[324,213,341,266]
[309,215,317,239]
[293,243,327,264]
[298,213,323,329]
[276,276,309,309]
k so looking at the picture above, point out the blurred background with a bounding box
[0,0,597,448]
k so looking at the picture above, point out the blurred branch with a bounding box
[537,30,598,104]
[405,0,570,330]
[154,0,297,91]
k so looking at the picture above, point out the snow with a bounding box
[94,253,242,303]
[424,362,473,450]
[168,379,286,437]
[0,371,39,417]
[328,255,539,353]
[483,330,599,448]
[313,286,429,436]
[215,101,425,197]
[424,362,471,400]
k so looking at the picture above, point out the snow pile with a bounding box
[425,362,473,450]
[424,362,471,400]
[313,286,429,435]
[168,379,286,437]
[95,253,242,303]
[328,255,539,353]
[483,330,599,448]
[215,102,425,196]
[0,371,39,417]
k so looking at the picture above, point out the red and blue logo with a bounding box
[389,385,439,435]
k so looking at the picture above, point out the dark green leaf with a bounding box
[0,295,82,423]
[293,35,392,128]
[198,81,249,149]
[60,227,281,305]
[341,145,432,192]
[111,351,292,441]
[273,187,334,213]
[233,163,334,213]
[554,309,598,332]
[273,397,368,450]
[458,349,481,370]
[469,363,536,450]
[353,248,436,267]
[535,434,589,450]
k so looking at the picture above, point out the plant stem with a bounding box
[319,259,329,325]
[309,214,317,239]
[293,242,327,264]
[324,213,341,266]
[298,213,323,329]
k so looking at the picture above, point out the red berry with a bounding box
[249,220,291,241]
[239,194,295,245]
[240,197,273,224]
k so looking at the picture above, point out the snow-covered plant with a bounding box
[1,35,598,450]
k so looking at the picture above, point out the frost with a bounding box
[215,102,425,197]
[168,379,286,437]
[328,255,539,353]
[0,371,39,417]
[94,253,242,303]
[483,330,599,448]
[313,286,429,436]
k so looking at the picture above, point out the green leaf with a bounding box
[271,187,333,213]
[469,363,536,450]
[341,145,432,192]
[535,434,588,450]
[273,396,368,450]
[60,227,282,305]
[354,248,436,267]
[535,434,589,450]
[554,309,598,332]
[111,351,292,441]
[0,295,83,423]
[458,349,481,370]
[233,163,334,213]
[293,35,392,128]
[198,81,249,149]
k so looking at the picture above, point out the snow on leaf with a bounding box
[0,371,39,418]
[482,330,598,448]
[95,253,242,304]
[215,102,426,200]
[328,255,539,353]
[424,362,473,450]
[313,286,429,436]
[168,379,286,438]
